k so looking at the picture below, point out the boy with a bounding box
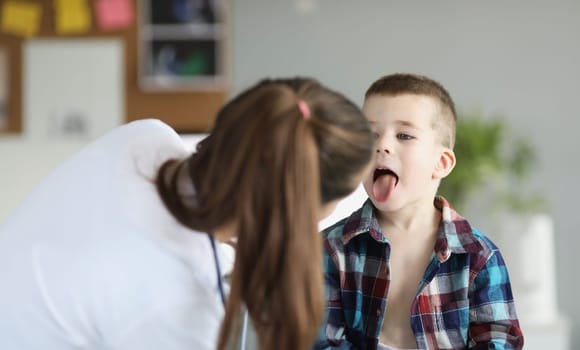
[314,73,524,349]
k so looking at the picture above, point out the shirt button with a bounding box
[376,308,381,317]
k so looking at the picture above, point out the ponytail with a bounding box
[155,77,373,350]
[218,101,323,350]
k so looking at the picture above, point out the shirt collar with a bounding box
[340,199,384,244]
[340,196,483,262]
[433,196,483,262]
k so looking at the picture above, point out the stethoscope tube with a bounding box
[209,235,249,350]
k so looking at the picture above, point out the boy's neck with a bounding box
[376,197,441,241]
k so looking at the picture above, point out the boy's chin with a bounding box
[370,200,399,217]
[371,197,392,207]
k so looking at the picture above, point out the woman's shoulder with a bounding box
[97,119,182,149]
[115,118,176,136]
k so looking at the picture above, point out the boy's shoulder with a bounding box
[435,197,502,259]
[467,225,500,254]
[449,224,505,271]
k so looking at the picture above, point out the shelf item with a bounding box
[138,0,227,91]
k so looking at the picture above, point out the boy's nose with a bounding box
[375,135,392,154]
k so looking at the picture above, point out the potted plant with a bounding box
[438,113,545,213]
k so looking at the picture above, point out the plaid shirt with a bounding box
[314,197,524,350]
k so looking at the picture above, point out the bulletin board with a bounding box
[0,0,228,134]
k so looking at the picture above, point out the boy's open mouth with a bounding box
[373,168,399,185]
[372,168,399,202]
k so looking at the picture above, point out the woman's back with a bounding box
[0,119,231,349]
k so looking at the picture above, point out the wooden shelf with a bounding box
[0,0,228,134]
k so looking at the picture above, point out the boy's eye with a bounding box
[397,133,413,140]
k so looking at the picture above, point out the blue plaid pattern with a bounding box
[313,197,523,350]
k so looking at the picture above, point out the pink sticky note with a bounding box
[95,0,134,30]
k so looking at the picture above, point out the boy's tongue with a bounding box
[372,174,397,202]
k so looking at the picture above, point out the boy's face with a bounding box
[362,94,452,212]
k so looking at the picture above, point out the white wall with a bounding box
[1,1,579,347]
[231,1,580,348]
[1,38,124,223]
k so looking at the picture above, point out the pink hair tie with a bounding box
[297,100,311,120]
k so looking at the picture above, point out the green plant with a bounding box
[438,113,546,213]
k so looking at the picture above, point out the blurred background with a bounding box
[1,1,579,348]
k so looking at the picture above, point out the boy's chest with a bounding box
[385,245,432,302]
[385,243,433,306]
[382,228,438,299]
[379,246,434,347]
[342,247,473,348]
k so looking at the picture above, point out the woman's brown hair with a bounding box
[156,77,373,350]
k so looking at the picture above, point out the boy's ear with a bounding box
[433,147,456,179]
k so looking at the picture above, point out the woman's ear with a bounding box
[433,147,456,179]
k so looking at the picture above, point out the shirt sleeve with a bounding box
[312,248,357,350]
[467,249,524,349]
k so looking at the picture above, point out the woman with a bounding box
[0,77,373,350]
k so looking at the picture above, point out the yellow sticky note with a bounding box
[1,1,42,37]
[54,0,91,34]
[55,0,86,10]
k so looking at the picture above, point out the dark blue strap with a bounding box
[209,235,226,307]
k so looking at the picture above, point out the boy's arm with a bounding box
[467,250,524,350]
[312,249,357,350]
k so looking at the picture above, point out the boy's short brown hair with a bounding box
[365,73,457,148]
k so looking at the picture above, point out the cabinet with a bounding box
[139,0,228,91]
